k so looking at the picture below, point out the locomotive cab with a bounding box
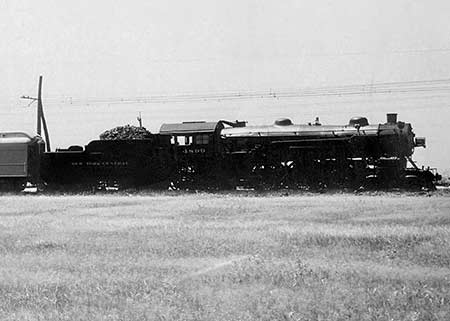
[159,120,245,189]
[160,121,222,153]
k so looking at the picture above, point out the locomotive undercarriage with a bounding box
[225,150,355,190]
[169,154,233,190]
[226,158,437,191]
[221,142,439,191]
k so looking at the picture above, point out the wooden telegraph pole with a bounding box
[37,76,42,135]
[37,76,51,152]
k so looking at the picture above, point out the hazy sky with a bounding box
[1,0,450,171]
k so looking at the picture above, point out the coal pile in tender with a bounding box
[99,125,153,140]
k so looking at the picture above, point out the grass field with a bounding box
[0,192,449,321]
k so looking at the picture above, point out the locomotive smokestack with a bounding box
[387,113,397,124]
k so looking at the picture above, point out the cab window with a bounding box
[176,135,192,146]
[195,134,209,145]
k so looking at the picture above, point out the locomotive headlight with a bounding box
[414,137,426,148]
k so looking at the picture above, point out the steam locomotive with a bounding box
[0,113,441,191]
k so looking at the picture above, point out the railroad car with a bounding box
[0,132,44,190]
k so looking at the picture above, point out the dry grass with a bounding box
[0,192,449,320]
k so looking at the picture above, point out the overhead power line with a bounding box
[1,92,448,116]
[34,78,450,107]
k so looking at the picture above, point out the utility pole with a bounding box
[37,76,42,135]
[21,75,51,152]
[38,76,51,152]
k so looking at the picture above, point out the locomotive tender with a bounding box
[0,113,441,191]
[40,135,174,190]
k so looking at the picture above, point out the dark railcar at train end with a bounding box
[0,132,45,191]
